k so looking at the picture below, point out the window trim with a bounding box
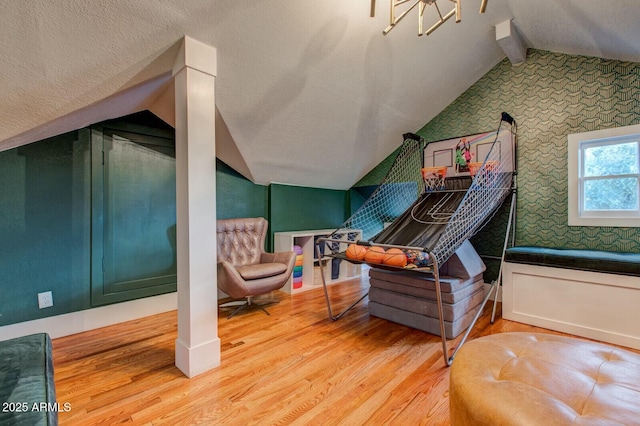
[568,124,640,227]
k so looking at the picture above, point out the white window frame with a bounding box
[568,124,640,227]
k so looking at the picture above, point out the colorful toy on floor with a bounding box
[293,245,304,288]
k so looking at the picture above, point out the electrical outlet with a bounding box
[38,291,53,309]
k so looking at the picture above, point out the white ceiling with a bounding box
[1,0,640,189]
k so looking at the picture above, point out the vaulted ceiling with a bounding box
[1,1,639,189]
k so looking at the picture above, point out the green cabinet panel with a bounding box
[91,125,177,307]
[0,113,181,326]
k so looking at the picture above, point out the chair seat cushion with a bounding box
[237,262,288,280]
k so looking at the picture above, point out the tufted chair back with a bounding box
[216,217,268,267]
[216,217,295,318]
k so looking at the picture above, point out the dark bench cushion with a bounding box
[0,333,57,425]
[505,246,640,277]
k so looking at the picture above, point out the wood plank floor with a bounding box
[51,273,609,425]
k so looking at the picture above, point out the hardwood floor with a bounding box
[51,274,592,425]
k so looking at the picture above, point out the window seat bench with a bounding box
[505,246,640,276]
[502,246,640,350]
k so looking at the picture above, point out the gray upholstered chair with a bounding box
[216,217,295,318]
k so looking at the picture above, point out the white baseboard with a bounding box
[503,262,640,350]
[0,292,177,341]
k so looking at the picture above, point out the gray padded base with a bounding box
[369,276,484,304]
[369,268,482,294]
[369,285,485,322]
[369,300,482,339]
[366,241,487,339]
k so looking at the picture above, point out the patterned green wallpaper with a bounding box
[418,49,640,253]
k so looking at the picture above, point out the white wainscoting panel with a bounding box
[503,262,640,350]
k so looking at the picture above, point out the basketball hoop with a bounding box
[421,166,447,191]
[468,160,499,175]
[468,161,500,184]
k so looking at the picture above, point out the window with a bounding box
[568,124,640,227]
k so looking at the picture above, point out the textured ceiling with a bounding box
[1,0,640,189]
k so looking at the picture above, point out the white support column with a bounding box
[172,36,220,377]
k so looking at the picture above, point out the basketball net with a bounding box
[421,166,447,192]
[468,160,499,185]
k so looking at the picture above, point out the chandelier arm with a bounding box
[425,7,456,35]
[418,1,426,35]
[383,0,422,35]
[391,0,414,25]
[434,1,443,19]
[380,0,487,37]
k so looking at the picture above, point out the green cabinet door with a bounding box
[91,125,177,306]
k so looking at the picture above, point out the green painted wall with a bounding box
[0,124,318,326]
[216,173,348,251]
[216,160,268,220]
[269,184,349,249]
[0,131,92,325]
[348,188,368,216]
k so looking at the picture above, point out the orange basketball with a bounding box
[383,248,407,267]
[345,243,367,261]
[364,246,386,264]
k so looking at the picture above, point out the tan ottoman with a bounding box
[450,332,640,425]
